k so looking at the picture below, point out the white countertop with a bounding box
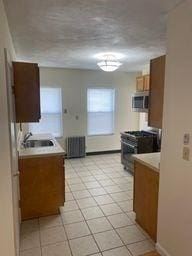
[19,134,65,159]
[132,152,161,172]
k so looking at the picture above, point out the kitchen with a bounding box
[1,1,192,256]
[9,53,163,256]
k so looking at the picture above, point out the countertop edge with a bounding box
[18,134,65,159]
[132,153,160,173]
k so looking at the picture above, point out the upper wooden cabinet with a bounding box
[148,55,166,129]
[136,74,150,92]
[13,62,41,123]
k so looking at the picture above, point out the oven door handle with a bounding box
[120,140,137,149]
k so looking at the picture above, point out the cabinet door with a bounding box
[19,155,65,220]
[134,161,159,241]
[148,56,166,128]
[144,75,150,91]
[13,62,41,123]
[136,76,144,91]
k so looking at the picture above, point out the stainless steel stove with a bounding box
[120,130,159,173]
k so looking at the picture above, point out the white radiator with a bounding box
[66,136,86,158]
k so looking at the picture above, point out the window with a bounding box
[29,88,63,137]
[87,88,115,135]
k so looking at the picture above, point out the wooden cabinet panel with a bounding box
[148,56,166,128]
[13,62,41,123]
[144,74,150,91]
[136,75,150,92]
[136,76,145,91]
[134,161,159,241]
[19,155,65,220]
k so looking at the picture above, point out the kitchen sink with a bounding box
[25,139,55,148]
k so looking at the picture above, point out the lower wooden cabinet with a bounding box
[19,155,65,220]
[133,161,159,241]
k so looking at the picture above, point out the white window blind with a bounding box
[29,88,63,137]
[87,88,115,135]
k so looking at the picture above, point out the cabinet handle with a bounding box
[13,172,20,177]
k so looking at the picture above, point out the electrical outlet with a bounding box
[183,133,190,145]
[183,147,190,161]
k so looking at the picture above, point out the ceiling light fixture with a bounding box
[97,54,122,72]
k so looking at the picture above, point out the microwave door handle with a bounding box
[143,96,145,109]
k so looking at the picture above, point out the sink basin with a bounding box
[25,139,55,148]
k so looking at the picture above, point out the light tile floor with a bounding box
[20,153,155,256]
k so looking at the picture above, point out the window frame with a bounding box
[29,87,63,138]
[86,87,116,137]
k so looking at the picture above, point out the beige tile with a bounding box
[90,170,104,176]
[89,187,107,196]
[94,174,109,180]
[61,209,84,224]
[99,179,115,186]
[114,177,132,185]
[100,203,122,216]
[110,192,131,202]
[20,248,41,256]
[127,240,155,256]
[20,231,40,251]
[87,217,113,234]
[69,183,86,191]
[21,219,39,234]
[118,182,133,191]
[65,192,74,201]
[67,177,82,185]
[82,206,104,220]
[72,189,91,199]
[65,185,71,192]
[65,221,90,239]
[87,165,100,171]
[94,230,123,251]
[126,211,136,223]
[102,246,132,256]
[80,176,96,182]
[60,201,78,212]
[78,171,92,178]
[85,181,101,189]
[40,226,67,246]
[116,225,146,245]
[39,215,62,229]
[42,241,71,256]
[126,190,133,200]
[104,185,122,193]
[118,200,133,212]
[66,173,79,179]
[107,213,133,228]
[94,194,114,205]
[77,197,97,209]
[69,235,99,256]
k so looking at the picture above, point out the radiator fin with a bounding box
[66,136,86,158]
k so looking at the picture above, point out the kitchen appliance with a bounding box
[121,130,158,173]
[132,92,149,112]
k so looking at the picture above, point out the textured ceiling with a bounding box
[4,0,182,71]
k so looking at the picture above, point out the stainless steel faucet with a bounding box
[22,132,33,146]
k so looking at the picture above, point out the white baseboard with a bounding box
[156,243,171,256]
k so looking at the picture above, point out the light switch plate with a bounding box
[183,147,190,161]
[183,133,190,145]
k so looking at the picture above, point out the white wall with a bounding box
[39,68,140,152]
[157,1,192,256]
[0,0,16,255]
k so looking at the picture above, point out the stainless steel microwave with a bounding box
[132,91,149,112]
